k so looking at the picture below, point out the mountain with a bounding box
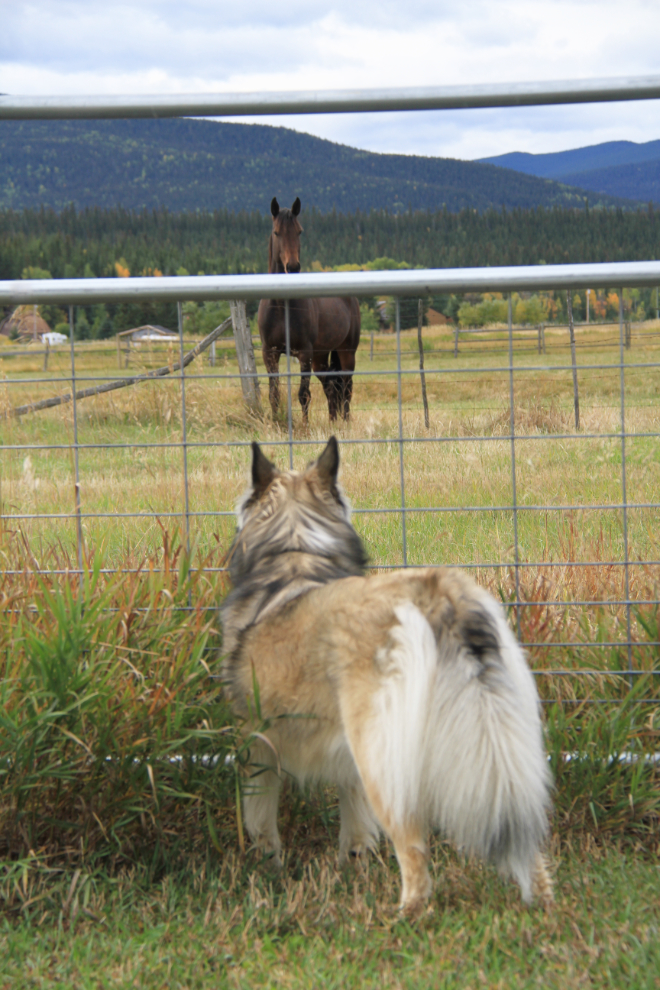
[479,140,660,203]
[0,119,634,215]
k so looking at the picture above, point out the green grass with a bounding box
[1,324,659,985]
[2,323,660,567]
[0,534,657,870]
[1,842,659,988]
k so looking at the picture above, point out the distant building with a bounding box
[0,305,52,341]
[115,324,179,368]
[120,325,178,343]
[42,332,69,345]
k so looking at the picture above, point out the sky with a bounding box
[2,0,660,161]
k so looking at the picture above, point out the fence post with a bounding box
[454,323,459,357]
[209,339,216,366]
[538,323,545,354]
[230,300,262,415]
[417,298,430,429]
[625,320,632,349]
[566,292,580,430]
[68,306,84,576]
[43,341,49,371]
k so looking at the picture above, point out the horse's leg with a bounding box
[313,354,339,421]
[336,348,356,421]
[298,350,313,424]
[263,347,280,418]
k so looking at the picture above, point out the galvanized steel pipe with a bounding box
[1,76,660,120]
[3,261,660,306]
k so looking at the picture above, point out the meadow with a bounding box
[0,317,658,986]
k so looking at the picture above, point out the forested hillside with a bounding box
[0,119,632,215]
[480,140,660,204]
[2,202,658,281]
[479,140,660,180]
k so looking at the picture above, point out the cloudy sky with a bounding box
[2,0,660,161]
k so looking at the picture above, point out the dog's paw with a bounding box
[258,846,283,869]
[338,841,371,866]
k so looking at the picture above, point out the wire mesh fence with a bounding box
[1,278,659,708]
[2,73,660,709]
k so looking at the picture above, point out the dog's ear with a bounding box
[315,436,339,490]
[251,442,277,496]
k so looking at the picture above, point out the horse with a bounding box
[257,197,361,423]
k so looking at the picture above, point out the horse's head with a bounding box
[268,197,303,274]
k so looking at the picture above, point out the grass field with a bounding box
[1,317,659,686]
[1,319,659,562]
[2,841,659,989]
[1,318,659,986]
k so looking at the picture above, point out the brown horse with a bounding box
[257,197,361,422]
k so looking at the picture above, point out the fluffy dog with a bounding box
[221,438,553,914]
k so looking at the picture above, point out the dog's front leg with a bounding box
[243,740,283,866]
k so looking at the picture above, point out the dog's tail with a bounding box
[361,595,552,902]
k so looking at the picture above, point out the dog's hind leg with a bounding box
[355,772,431,916]
[243,740,283,866]
[389,825,432,917]
[337,781,380,864]
[531,852,554,909]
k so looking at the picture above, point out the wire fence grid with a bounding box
[2,75,660,707]
[1,285,659,707]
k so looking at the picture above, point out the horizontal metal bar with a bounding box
[4,260,660,306]
[3,430,660,453]
[4,499,660,521]
[2,75,660,120]
[0,569,657,611]
[532,670,660,675]
[4,358,660,387]
[540,700,659,704]
[0,571,653,609]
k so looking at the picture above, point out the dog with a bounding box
[221,437,553,914]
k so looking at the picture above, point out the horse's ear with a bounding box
[251,442,278,496]
[291,197,301,216]
[271,197,280,218]
[315,436,339,490]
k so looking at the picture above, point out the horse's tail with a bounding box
[330,350,342,373]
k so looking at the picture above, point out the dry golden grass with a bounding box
[1,323,659,703]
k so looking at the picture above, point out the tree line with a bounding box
[1,204,658,337]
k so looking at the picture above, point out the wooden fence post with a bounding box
[566,292,580,431]
[230,300,262,415]
[417,299,430,429]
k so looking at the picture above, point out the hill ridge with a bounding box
[0,118,635,215]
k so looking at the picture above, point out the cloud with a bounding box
[2,1,660,158]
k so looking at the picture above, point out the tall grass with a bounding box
[1,323,659,872]
[0,527,657,880]
[0,529,242,873]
